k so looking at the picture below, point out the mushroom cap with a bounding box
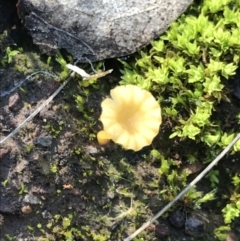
[99,85,161,151]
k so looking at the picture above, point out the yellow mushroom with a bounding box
[98,85,161,151]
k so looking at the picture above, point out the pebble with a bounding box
[185,216,204,238]
[0,214,4,225]
[85,145,99,155]
[155,223,170,237]
[169,209,185,228]
[39,109,56,120]
[8,92,22,111]
[15,159,28,172]
[21,205,32,214]
[147,223,170,238]
[34,135,52,147]
[41,209,53,219]
[0,147,9,159]
[107,190,115,199]
[23,194,40,204]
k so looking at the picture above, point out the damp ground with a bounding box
[1,2,240,241]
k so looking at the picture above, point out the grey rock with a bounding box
[18,0,193,62]
[34,135,52,147]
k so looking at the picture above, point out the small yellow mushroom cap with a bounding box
[97,130,111,145]
[99,85,162,151]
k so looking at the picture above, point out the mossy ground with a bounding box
[1,0,240,241]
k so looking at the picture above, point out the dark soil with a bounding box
[1,2,240,241]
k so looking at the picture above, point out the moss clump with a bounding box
[120,0,240,148]
[120,0,240,239]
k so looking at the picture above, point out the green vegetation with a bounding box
[55,0,240,239]
[18,183,28,195]
[215,174,240,239]
[45,120,64,138]
[1,0,240,240]
[152,149,216,208]
[119,0,240,239]
[121,0,240,147]
[1,46,23,66]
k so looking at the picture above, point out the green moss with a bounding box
[120,0,240,145]
[119,0,240,239]
[1,1,239,240]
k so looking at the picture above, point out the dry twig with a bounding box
[124,133,240,241]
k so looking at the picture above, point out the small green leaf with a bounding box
[168,57,185,74]
[192,101,213,127]
[62,217,71,229]
[207,59,224,74]
[206,170,219,185]
[147,67,169,84]
[232,175,240,186]
[221,63,237,78]
[151,39,164,52]
[233,140,240,152]
[214,225,230,240]
[203,76,224,95]
[186,64,205,83]
[202,130,221,146]
[151,149,161,159]
[222,203,240,224]
[182,124,200,139]
[221,133,235,147]
[197,189,216,204]
[159,158,170,175]
[169,130,181,139]
[184,41,200,55]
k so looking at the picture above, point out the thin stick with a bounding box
[66,63,113,80]
[124,133,240,241]
[0,77,70,145]
[0,71,57,97]
[0,65,113,145]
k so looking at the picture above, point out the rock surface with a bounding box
[17,0,193,61]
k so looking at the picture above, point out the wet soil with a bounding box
[0,66,227,241]
[1,2,240,241]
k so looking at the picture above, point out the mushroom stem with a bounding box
[97,130,111,145]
